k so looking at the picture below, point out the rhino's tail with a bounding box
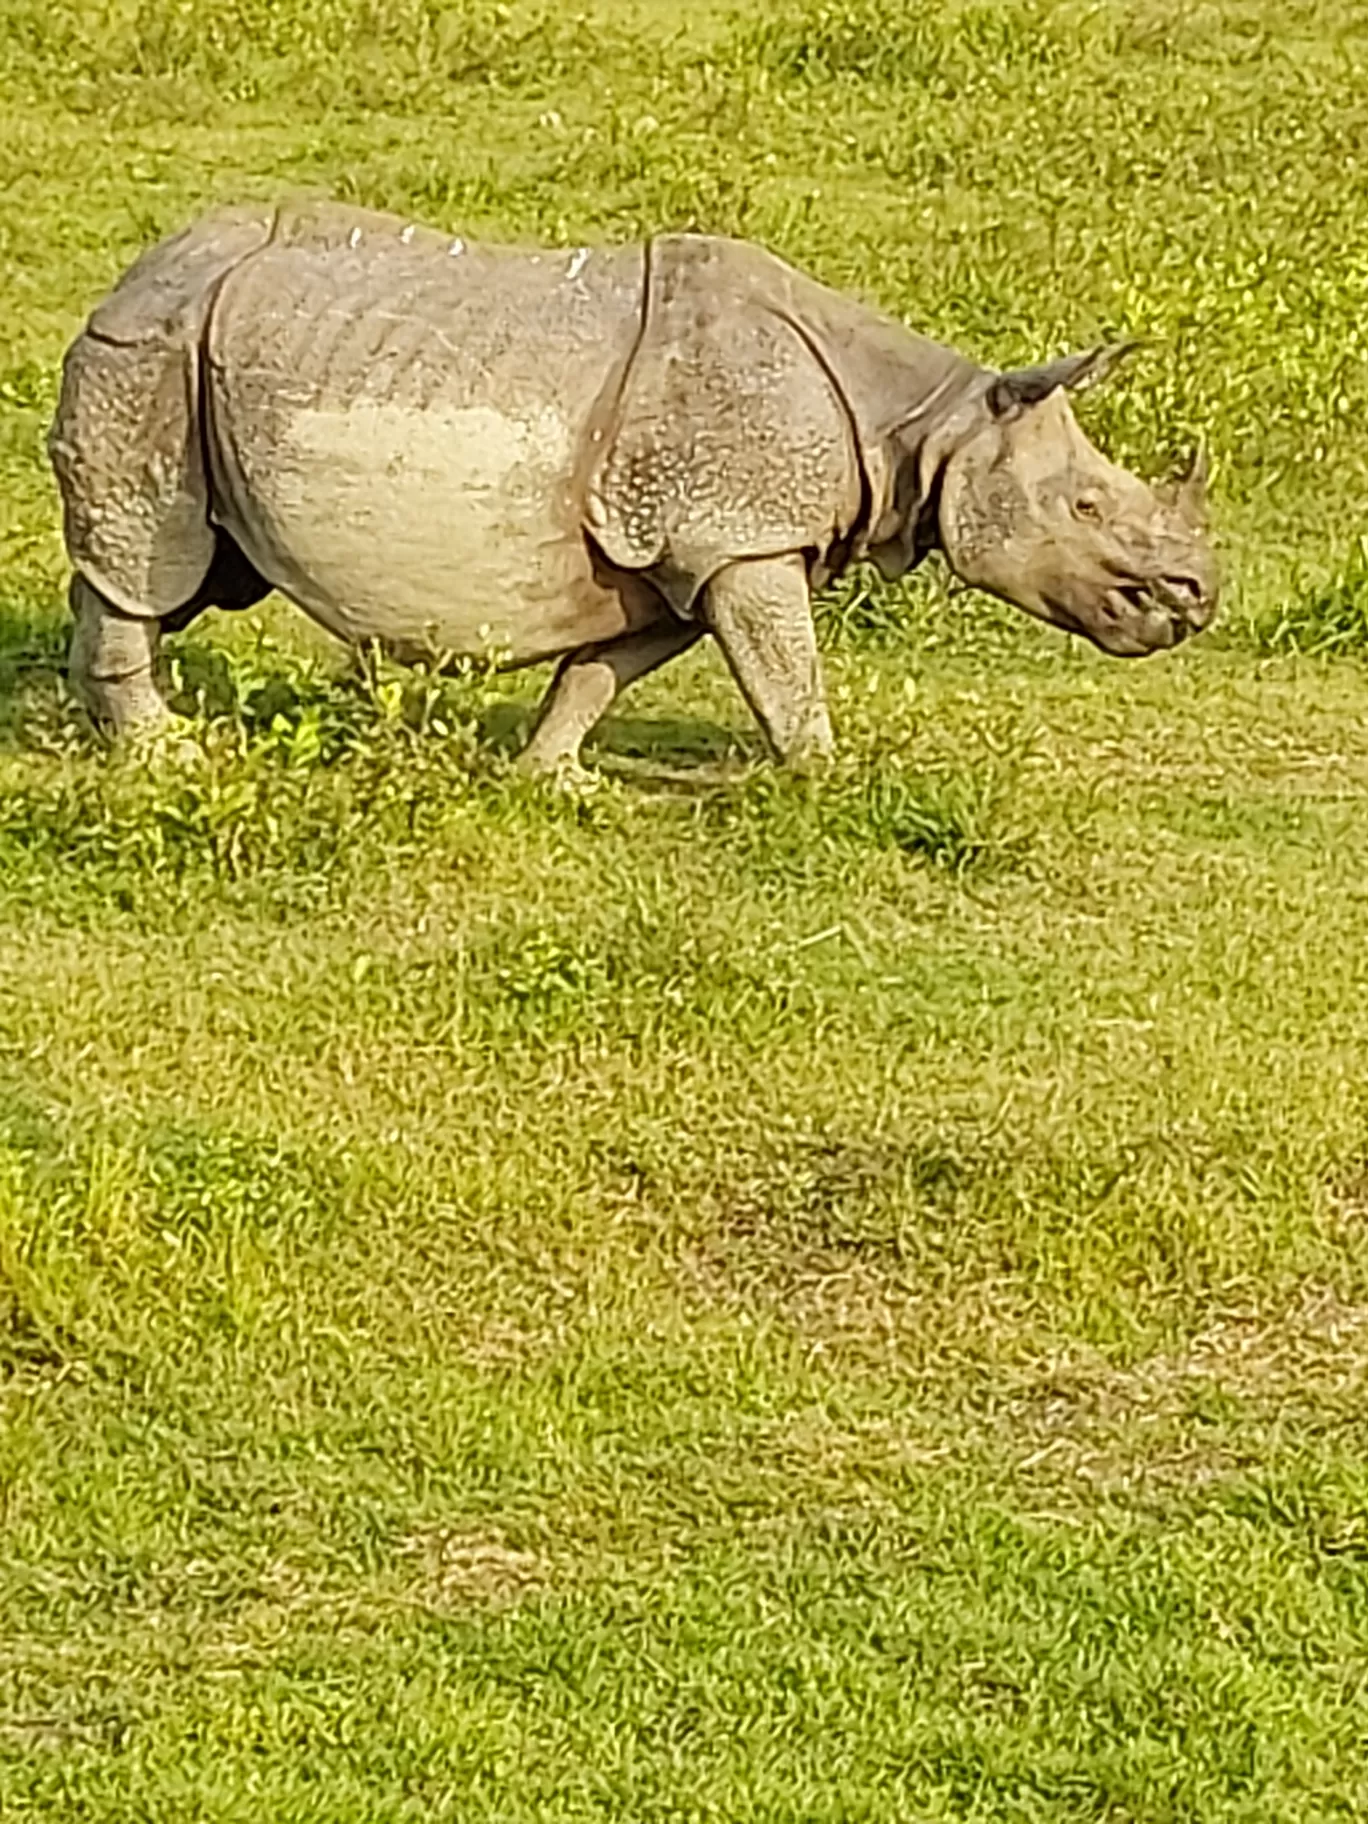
[48,206,276,619]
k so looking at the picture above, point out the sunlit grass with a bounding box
[4,2,1368,1817]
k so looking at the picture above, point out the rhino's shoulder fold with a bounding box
[581,235,985,608]
[583,235,863,612]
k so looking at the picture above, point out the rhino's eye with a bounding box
[1073,494,1102,521]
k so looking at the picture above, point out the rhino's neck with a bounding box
[859,363,991,580]
[773,267,987,574]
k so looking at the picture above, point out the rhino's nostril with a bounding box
[1166,575,1202,604]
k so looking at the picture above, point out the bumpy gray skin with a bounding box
[49,200,1220,770]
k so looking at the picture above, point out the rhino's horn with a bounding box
[988,340,1140,417]
[1177,445,1209,518]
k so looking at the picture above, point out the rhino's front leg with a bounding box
[703,553,833,765]
[520,620,702,781]
[68,576,177,737]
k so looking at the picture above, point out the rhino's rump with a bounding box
[206,217,650,662]
[48,207,275,617]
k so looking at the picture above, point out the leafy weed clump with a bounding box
[733,0,1065,88]
[847,752,1029,873]
[169,634,499,762]
[349,915,823,1052]
[715,739,1032,881]
[5,0,641,112]
[818,562,1036,661]
[1252,537,1368,657]
[0,641,517,910]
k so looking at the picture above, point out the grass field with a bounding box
[4,1,1368,1817]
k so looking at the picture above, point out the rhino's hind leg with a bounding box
[703,553,833,765]
[520,621,702,781]
[69,534,272,738]
[68,576,177,737]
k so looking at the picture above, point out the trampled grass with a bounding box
[3,2,1368,1818]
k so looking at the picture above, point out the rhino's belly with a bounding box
[203,225,651,663]
[210,391,630,662]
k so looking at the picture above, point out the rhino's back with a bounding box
[207,204,649,661]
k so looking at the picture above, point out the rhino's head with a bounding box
[932,348,1218,655]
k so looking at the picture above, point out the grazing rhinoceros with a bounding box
[49,199,1218,774]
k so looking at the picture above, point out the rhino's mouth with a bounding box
[1107,581,1186,639]
[1112,580,1165,617]
[1037,583,1189,654]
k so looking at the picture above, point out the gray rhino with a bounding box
[49,200,1217,774]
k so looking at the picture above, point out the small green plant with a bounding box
[715,737,1032,880]
[1255,538,1368,656]
[817,564,1040,661]
[483,927,612,1015]
[169,636,490,765]
[0,359,53,412]
[845,752,1030,873]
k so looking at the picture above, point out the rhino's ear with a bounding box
[987,341,1139,419]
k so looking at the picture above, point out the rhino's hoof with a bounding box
[780,745,836,778]
[517,750,602,796]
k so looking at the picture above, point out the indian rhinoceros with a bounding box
[48,199,1218,774]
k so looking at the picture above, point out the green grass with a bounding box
[5,1,1368,1817]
